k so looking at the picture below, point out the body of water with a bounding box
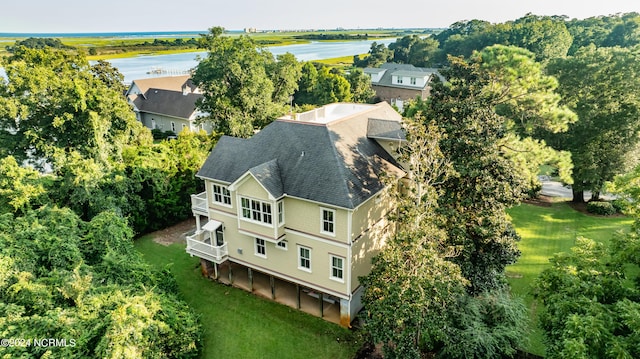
[107,38,398,82]
[0,36,398,82]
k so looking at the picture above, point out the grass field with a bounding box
[134,235,358,359]
[506,200,633,356]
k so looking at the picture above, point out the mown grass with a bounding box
[134,235,358,359]
[507,201,633,356]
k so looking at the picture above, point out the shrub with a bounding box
[151,128,166,140]
[587,201,616,216]
[612,199,627,214]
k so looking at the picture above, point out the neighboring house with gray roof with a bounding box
[186,102,406,326]
[125,75,213,134]
[364,63,440,111]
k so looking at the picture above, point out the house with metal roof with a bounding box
[125,75,213,134]
[364,63,440,111]
[186,102,406,326]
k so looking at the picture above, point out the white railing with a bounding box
[186,230,228,263]
[191,192,208,214]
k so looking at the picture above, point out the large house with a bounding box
[186,102,406,326]
[125,75,212,134]
[364,63,440,111]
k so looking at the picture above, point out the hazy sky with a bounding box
[1,0,638,33]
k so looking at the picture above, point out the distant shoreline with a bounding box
[0,31,208,39]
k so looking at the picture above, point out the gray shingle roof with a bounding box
[367,118,406,141]
[132,89,202,119]
[197,103,404,209]
[248,159,284,198]
[366,63,441,90]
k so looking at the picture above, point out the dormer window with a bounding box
[241,197,273,225]
[396,76,403,84]
[410,77,417,85]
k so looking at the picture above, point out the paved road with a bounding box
[539,177,614,201]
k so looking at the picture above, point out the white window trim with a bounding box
[239,196,274,227]
[298,245,312,272]
[212,183,232,207]
[320,208,336,236]
[276,240,288,251]
[330,255,345,283]
[254,238,267,258]
[277,200,284,226]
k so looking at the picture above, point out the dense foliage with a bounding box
[0,208,201,358]
[405,57,529,293]
[0,46,210,357]
[535,236,640,358]
[543,45,640,202]
[193,27,302,138]
[361,118,527,358]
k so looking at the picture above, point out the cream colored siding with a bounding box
[350,216,392,292]
[236,176,269,199]
[285,197,349,243]
[222,221,349,296]
[351,188,394,241]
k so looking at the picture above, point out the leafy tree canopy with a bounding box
[193,26,302,138]
[0,207,201,358]
[544,45,640,201]
[0,46,149,169]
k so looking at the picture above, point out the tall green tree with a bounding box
[292,61,318,106]
[353,41,392,67]
[602,12,640,48]
[346,68,375,103]
[314,67,352,104]
[267,52,302,105]
[362,117,527,359]
[0,207,201,358]
[361,118,467,359]
[412,57,529,293]
[544,45,640,202]
[193,27,301,138]
[0,46,149,168]
[389,35,440,67]
[472,45,577,190]
[508,14,573,62]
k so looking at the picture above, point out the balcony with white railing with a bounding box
[186,230,228,263]
[191,192,208,215]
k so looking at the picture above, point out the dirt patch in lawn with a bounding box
[148,218,196,246]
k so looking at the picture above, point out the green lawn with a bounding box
[507,201,634,356]
[134,235,358,359]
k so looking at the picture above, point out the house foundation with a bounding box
[203,260,343,325]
